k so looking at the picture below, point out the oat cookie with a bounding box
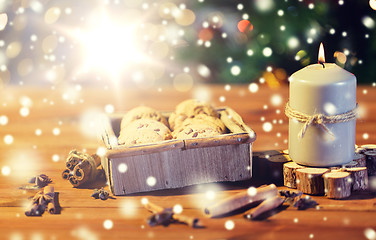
[118,129,166,146]
[174,123,221,139]
[169,99,218,130]
[121,119,172,140]
[219,108,251,133]
[120,106,168,129]
[173,114,226,136]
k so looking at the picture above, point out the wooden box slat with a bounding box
[101,107,256,195]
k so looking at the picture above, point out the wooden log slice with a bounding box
[296,168,329,195]
[364,150,376,176]
[342,153,366,168]
[283,162,306,189]
[353,153,366,167]
[360,144,376,151]
[323,171,352,199]
[343,167,368,191]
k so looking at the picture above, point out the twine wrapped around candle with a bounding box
[285,102,358,139]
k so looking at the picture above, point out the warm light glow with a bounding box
[76,14,144,79]
[318,42,325,63]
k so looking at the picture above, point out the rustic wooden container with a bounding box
[101,108,256,196]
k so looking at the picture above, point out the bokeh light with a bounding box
[370,0,376,10]
[103,219,113,230]
[120,199,138,217]
[248,83,259,93]
[0,115,8,125]
[1,165,11,176]
[4,134,14,144]
[225,220,235,230]
[118,163,128,173]
[263,122,273,132]
[247,187,257,196]
[237,20,253,33]
[0,13,8,31]
[173,73,194,92]
[173,204,183,214]
[364,228,376,240]
[146,176,157,186]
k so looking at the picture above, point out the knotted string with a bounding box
[285,102,358,139]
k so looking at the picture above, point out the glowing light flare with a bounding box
[364,228,376,240]
[362,16,375,29]
[263,72,280,88]
[334,51,347,64]
[174,9,196,26]
[205,190,216,200]
[248,83,259,93]
[4,134,13,144]
[44,7,61,24]
[120,199,138,217]
[77,16,144,78]
[52,154,60,162]
[1,166,11,176]
[173,73,193,92]
[255,0,274,12]
[71,226,98,240]
[263,47,273,57]
[0,115,8,125]
[103,219,113,230]
[173,204,183,214]
[225,220,235,230]
[370,0,376,10]
[118,163,128,173]
[263,122,273,132]
[79,108,106,139]
[6,42,22,59]
[271,94,283,107]
[247,187,257,196]
[198,28,214,41]
[318,42,325,63]
[0,13,8,31]
[146,176,157,186]
[323,102,337,115]
[3,150,42,179]
[237,20,253,33]
[96,147,106,157]
[230,65,241,76]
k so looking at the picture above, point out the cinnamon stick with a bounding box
[244,195,284,220]
[44,186,55,214]
[204,184,278,218]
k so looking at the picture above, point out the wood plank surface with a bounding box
[1,84,376,240]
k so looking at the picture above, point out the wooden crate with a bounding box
[101,108,256,195]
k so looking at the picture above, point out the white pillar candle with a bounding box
[288,44,357,167]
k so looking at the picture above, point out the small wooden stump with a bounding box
[283,162,306,189]
[342,153,366,168]
[360,144,376,151]
[343,167,368,191]
[353,153,367,167]
[323,171,352,199]
[296,168,329,195]
[364,150,376,176]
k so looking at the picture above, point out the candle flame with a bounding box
[318,42,325,63]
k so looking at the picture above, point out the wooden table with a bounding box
[1,84,375,239]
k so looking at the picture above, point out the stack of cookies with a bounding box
[118,106,172,146]
[118,99,227,146]
[169,99,226,139]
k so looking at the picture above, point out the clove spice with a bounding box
[143,200,203,228]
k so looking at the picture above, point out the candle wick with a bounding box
[319,61,325,68]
